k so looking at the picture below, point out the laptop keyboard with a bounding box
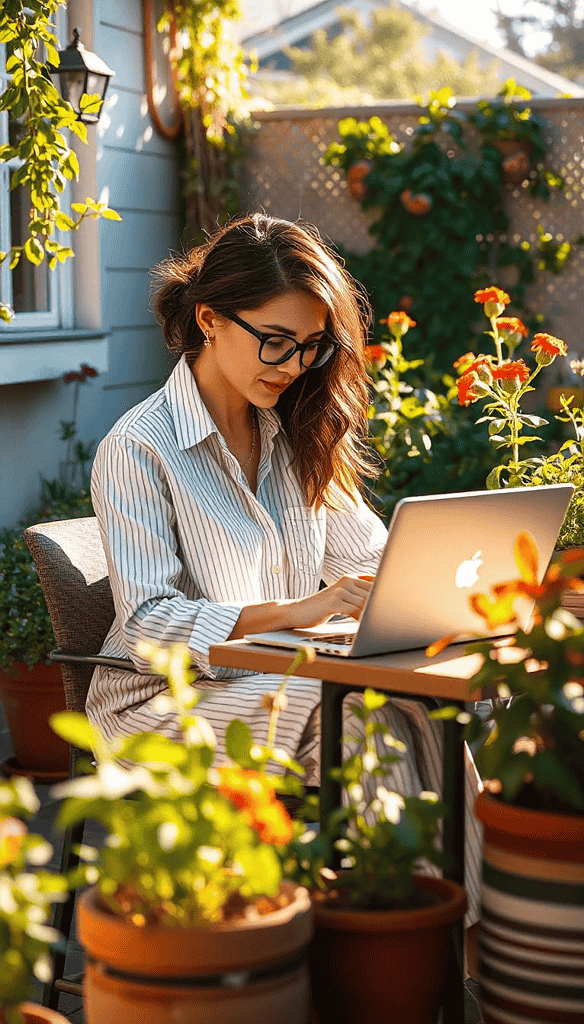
[309,633,355,645]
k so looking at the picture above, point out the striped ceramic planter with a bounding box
[475,791,584,1024]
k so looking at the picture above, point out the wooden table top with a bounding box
[208,638,499,701]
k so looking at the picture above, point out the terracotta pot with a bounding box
[0,662,69,777]
[309,874,467,1024]
[0,1003,69,1023]
[474,790,584,1024]
[490,139,532,184]
[77,882,313,1024]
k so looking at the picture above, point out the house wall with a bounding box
[0,0,180,529]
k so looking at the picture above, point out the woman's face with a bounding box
[197,291,329,409]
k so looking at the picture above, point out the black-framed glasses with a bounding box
[222,310,340,369]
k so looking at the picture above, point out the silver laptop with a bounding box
[245,483,574,657]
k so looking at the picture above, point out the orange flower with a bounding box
[216,766,293,846]
[382,311,416,329]
[400,189,432,215]
[456,365,492,405]
[364,344,387,368]
[491,360,530,384]
[250,801,294,846]
[346,161,372,201]
[454,353,494,376]
[531,333,567,357]
[217,766,275,812]
[0,817,27,867]
[496,317,528,338]
[474,287,511,306]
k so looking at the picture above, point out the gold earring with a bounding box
[204,331,212,347]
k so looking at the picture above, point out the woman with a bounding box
[88,213,482,934]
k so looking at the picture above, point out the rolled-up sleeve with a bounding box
[322,487,388,583]
[91,434,245,676]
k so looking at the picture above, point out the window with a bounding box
[0,10,73,333]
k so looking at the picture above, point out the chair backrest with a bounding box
[24,517,115,712]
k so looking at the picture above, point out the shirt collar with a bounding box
[165,354,281,451]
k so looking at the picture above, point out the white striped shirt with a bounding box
[88,353,481,925]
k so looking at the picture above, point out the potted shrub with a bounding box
[0,774,70,1024]
[430,533,584,1023]
[0,529,68,780]
[282,688,467,1024]
[49,643,314,1024]
[0,367,96,779]
[467,79,558,193]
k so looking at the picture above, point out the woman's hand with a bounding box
[285,575,374,629]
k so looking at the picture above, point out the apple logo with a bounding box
[455,550,483,589]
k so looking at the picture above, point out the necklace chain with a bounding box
[240,409,258,471]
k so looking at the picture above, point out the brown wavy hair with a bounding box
[150,214,378,508]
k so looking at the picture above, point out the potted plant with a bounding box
[0,774,70,1024]
[0,367,97,780]
[453,286,584,605]
[429,533,584,1023]
[467,79,559,194]
[282,688,467,1024]
[49,643,314,1024]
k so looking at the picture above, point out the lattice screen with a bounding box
[241,97,584,361]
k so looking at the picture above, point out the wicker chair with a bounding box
[23,516,136,1009]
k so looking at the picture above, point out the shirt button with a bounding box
[272,564,281,574]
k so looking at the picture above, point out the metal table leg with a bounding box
[439,704,466,1024]
[319,681,345,869]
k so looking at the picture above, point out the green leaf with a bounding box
[362,688,387,713]
[54,212,75,231]
[101,208,122,221]
[79,93,103,114]
[70,203,87,215]
[49,712,97,752]
[68,120,88,144]
[24,236,44,265]
[225,719,253,763]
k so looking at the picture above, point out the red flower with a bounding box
[491,360,530,383]
[80,363,98,378]
[364,344,386,368]
[474,287,511,306]
[496,317,528,338]
[63,372,84,383]
[531,333,567,357]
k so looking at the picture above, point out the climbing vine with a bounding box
[160,0,254,236]
[324,82,572,373]
[0,0,120,323]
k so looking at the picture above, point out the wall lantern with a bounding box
[49,28,115,124]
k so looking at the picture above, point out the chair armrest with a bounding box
[50,649,139,672]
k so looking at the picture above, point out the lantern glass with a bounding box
[49,29,114,124]
[59,69,87,113]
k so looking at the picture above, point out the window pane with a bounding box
[9,177,49,313]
